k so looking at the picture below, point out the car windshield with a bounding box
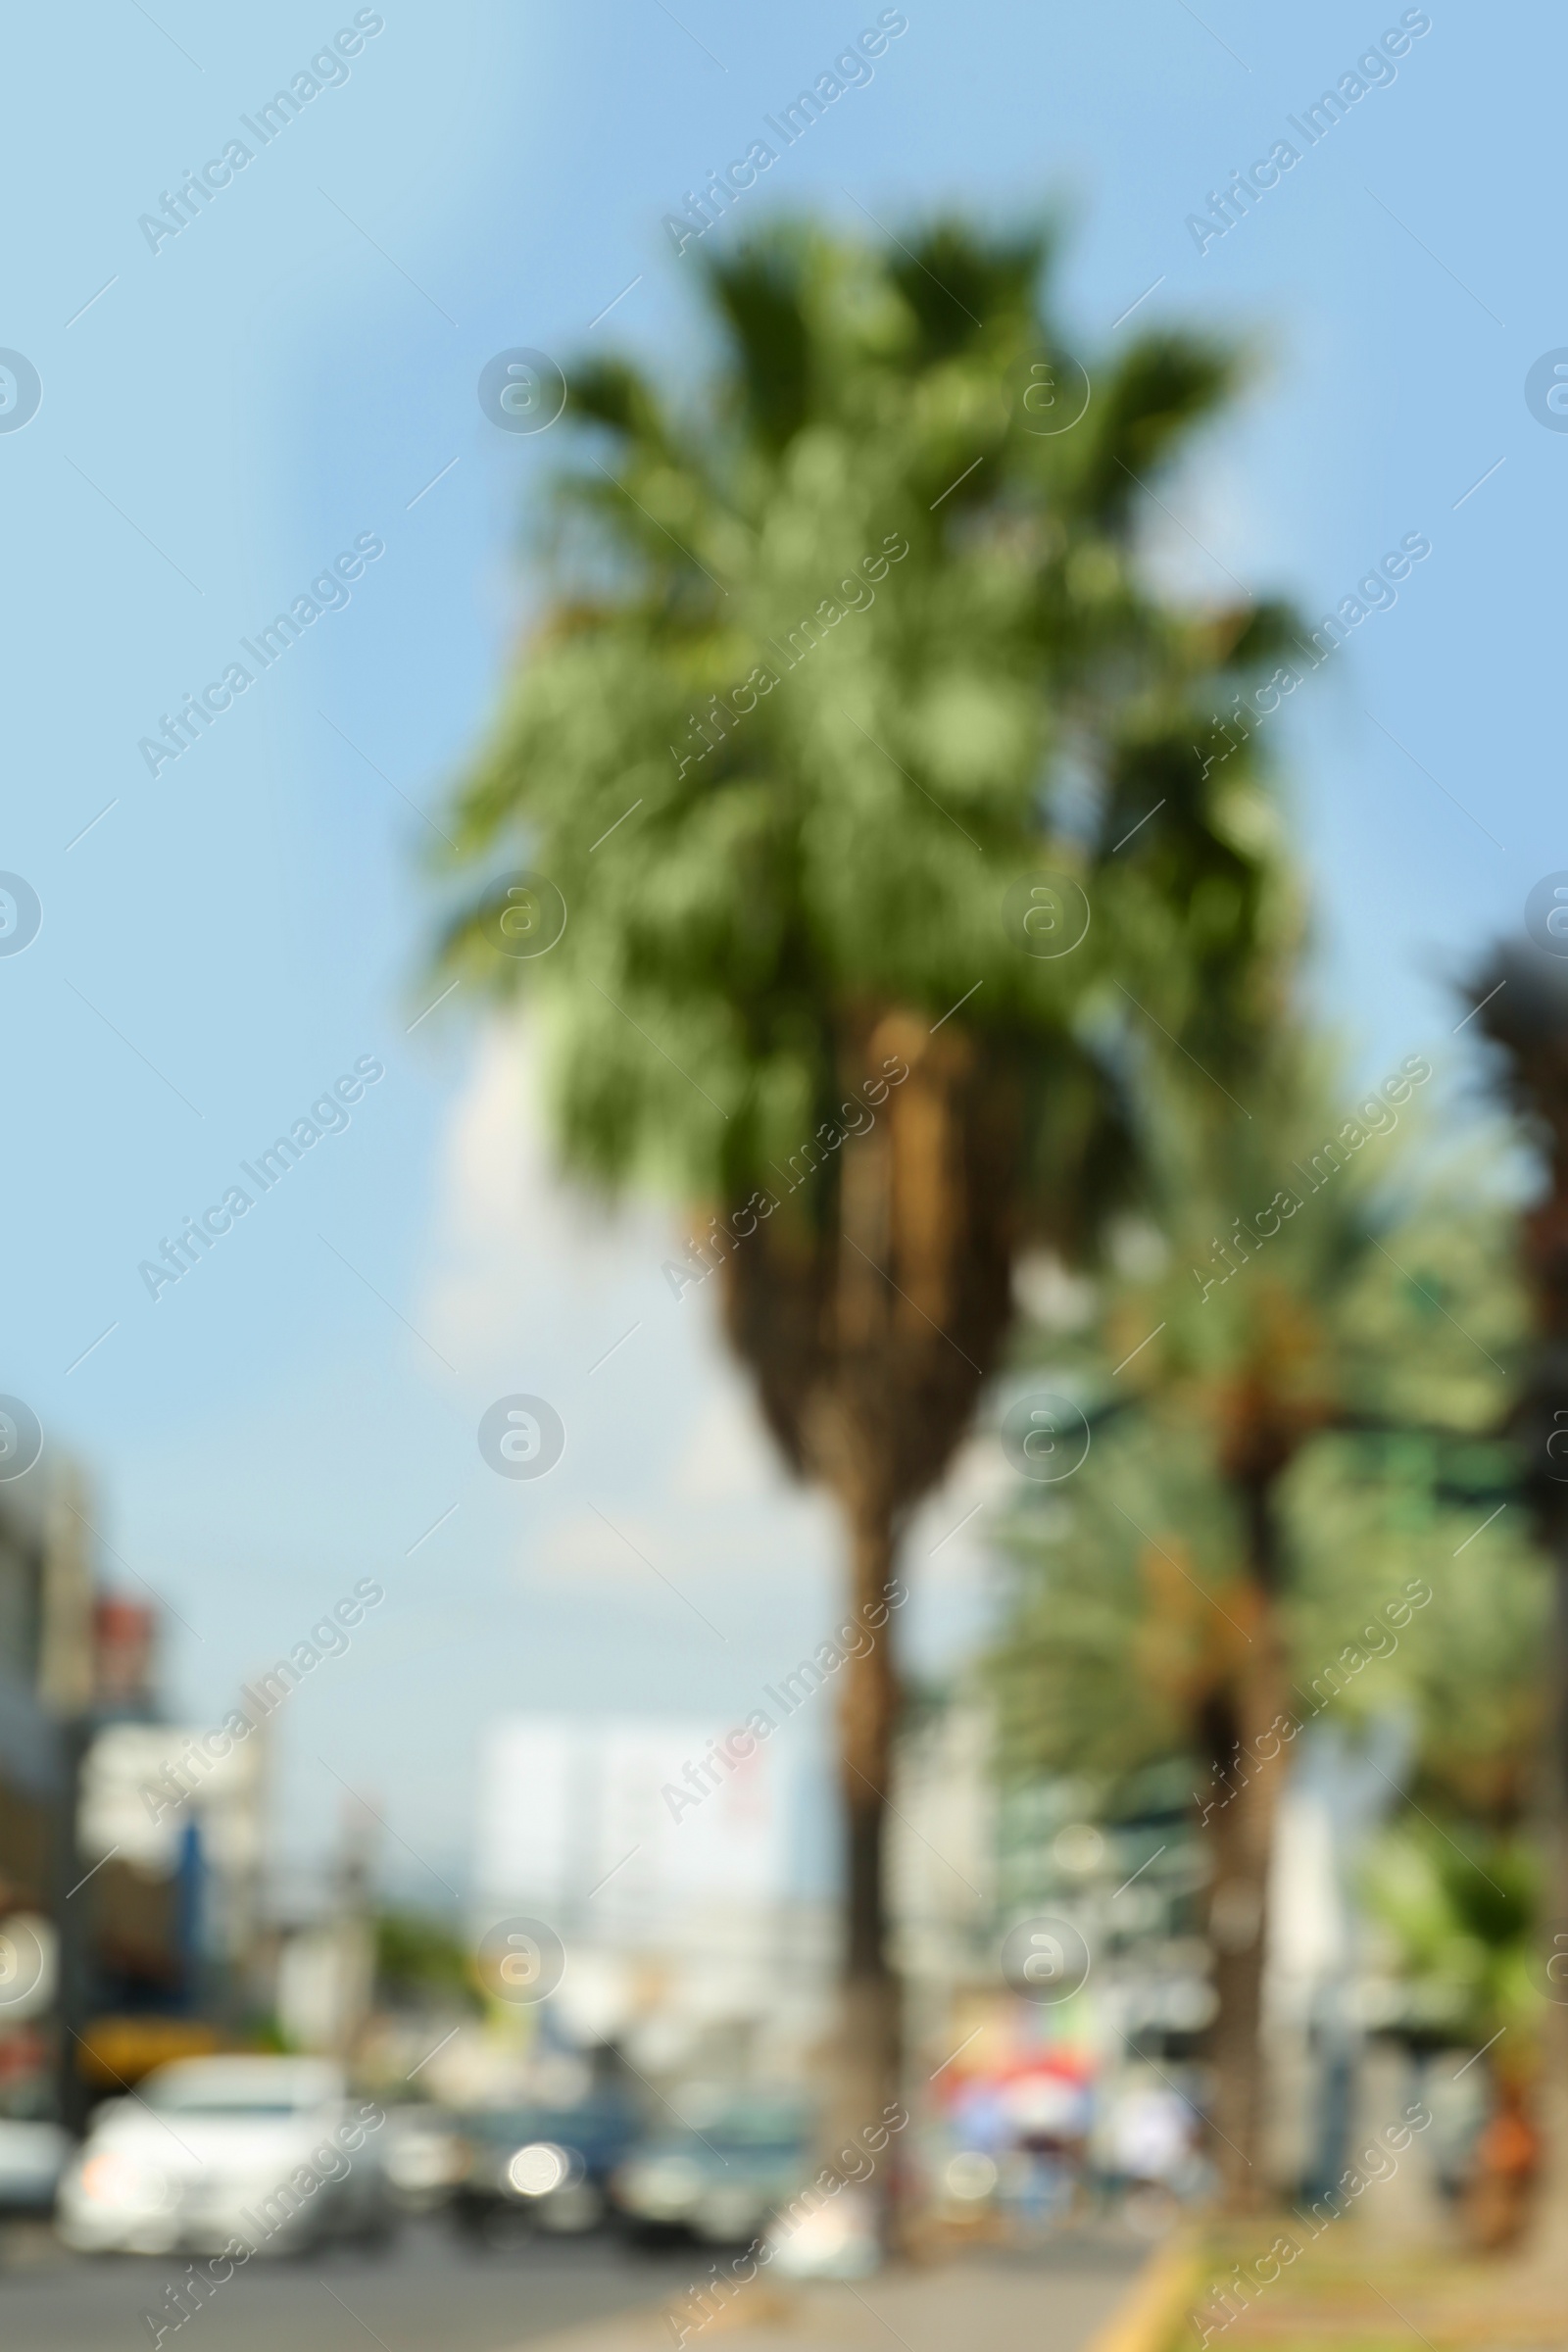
[473,2105,626,2145]
[727,2118,805,2146]
[138,2068,332,2117]
[140,2091,309,2116]
[659,2110,808,2159]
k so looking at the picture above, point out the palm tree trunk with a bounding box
[823,1494,904,2190]
[1471,962,1568,2263]
[1200,1660,1283,2210]
[1201,1469,1290,2211]
[1521,1518,1568,2268]
[717,1014,1014,2216]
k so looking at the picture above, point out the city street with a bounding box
[0,2220,694,2352]
[2,5,1542,2347]
[0,2221,1144,2352]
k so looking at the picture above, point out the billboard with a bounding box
[476,1715,788,1929]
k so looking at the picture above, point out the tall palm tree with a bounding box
[1000,1028,1519,2207]
[1104,1037,1407,2207]
[1471,944,1568,2255]
[438,220,1292,2181]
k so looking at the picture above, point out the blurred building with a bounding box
[93,1594,158,1714]
[74,1717,266,2037]
[891,1695,1225,2216]
[0,1485,63,1920]
[0,1483,67,2117]
[472,1714,834,2092]
[0,1469,165,2116]
[1263,1717,1417,2201]
[0,1466,275,2112]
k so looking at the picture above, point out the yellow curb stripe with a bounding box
[1078,2233,1208,2352]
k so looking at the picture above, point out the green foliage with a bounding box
[438,220,1297,1230]
[992,1412,1239,1788]
[1362,1823,1538,2047]
[373,1911,479,2010]
[1286,1429,1544,1822]
[990,1040,1545,1818]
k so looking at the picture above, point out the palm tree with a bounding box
[1471,944,1568,2255]
[437,219,1292,2185]
[1104,1038,1406,2207]
[997,1031,1523,2206]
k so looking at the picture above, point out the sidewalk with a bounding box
[499,2244,1148,2352]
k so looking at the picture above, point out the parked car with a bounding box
[0,2119,70,2215]
[451,2097,636,2243]
[379,2104,467,2213]
[56,2055,393,2257]
[612,2101,811,2245]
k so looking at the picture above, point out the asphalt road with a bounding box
[0,2217,693,2352]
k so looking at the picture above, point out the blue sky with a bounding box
[1,0,1553,1903]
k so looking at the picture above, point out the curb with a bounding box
[1076,2232,1205,2352]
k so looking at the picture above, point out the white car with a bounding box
[56,2055,391,2257]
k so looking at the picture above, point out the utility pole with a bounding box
[333,1795,378,2066]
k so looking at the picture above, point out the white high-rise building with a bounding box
[474,1714,833,2086]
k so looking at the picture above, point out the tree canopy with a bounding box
[438,220,1297,1255]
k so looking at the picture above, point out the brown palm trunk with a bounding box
[1472,961,1568,2264]
[717,1011,1016,2225]
[822,1495,903,2190]
[1200,1632,1287,2210]
[1521,1521,1568,2268]
[1200,1459,1291,2211]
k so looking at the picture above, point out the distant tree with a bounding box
[993,1040,1534,2206]
[374,1911,480,2011]
[436,219,1294,2185]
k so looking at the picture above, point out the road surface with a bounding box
[0,2220,687,2352]
[0,2216,1145,2352]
